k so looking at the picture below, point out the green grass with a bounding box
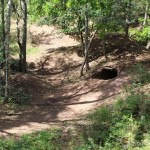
[129,63,150,84]
[9,29,40,56]
[76,63,150,150]
[9,44,39,56]
[26,47,40,55]
[83,85,150,150]
[0,64,149,150]
[0,130,61,150]
[129,26,150,45]
[10,44,19,55]
[1,90,149,150]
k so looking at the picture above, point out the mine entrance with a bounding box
[91,67,118,80]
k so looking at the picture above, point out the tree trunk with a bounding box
[80,30,84,53]
[20,0,27,73]
[4,0,12,101]
[77,16,84,55]
[143,0,149,26]
[101,37,107,60]
[80,1,89,76]
[61,0,67,29]
[84,5,89,72]
[125,18,129,38]
[16,10,22,71]
[1,0,5,59]
[124,0,131,38]
[80,30,96,77]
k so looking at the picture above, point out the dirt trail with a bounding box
[1,24,149,137]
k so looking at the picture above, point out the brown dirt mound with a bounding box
[77,34,148,62]
[0,24,150,137]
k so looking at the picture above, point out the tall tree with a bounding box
[4,0,12,101]
[20,0,27,72]
[143,0,149,27]
[124,0,131,37]
[1,0,5,59]
[17,0,27,73]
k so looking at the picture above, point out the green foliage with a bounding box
[0,88,149,149]
[28,0,47,22]
[130,26,150,44]
[85,84,150,150]
[87,106,112,144]
[80,64,150,149]
[0,129,60,150]
[37,16,55,26]
[10,44,19,56]
[129,63,150,84]
[9,45,39,56]
[8,88,30,108]
[28,0,147,45]
[0,65,149,149]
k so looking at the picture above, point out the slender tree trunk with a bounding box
[80,1,89,76]
[1,0,5,59]
[80,31,84,53]
[61,0,67,29]
[143,0,149,26]
[125,0,131,38]
[84,4,89,72]
[80,30,96,77]
[125,18,129,38]
[16,11,22,71]
[4,0,12,101]
[20,0,27,73]
[77,16,84,55]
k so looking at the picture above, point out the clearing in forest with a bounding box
[0,24,150,137]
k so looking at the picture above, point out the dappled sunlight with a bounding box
[1,21,150,138]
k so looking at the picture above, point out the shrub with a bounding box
[130,26,150,45]
[129,63,150,84]
[8,88,30,108]
[0,130,60,150]
[84,83,150,150]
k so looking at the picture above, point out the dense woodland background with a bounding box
[0,0,150,149]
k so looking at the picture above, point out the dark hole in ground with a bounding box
[92,67,118,80]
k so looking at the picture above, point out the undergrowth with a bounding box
[129,63,150,84]
[0,63,149,150]
[84,86,150,150]
[130,26,150,45]
[0,130,60,150]
[75,63,150,150]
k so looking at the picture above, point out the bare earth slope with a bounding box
[0,24,150,137]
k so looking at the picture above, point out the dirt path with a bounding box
[0,24,149,137]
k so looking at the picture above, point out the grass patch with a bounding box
[9,45,40,56]
[1,87,149,150]
[129,26,150,45]
[129,63,150,84]
[8,89,31,108]
[0,64,149,150]
[75,63,150,150]
[83,85,150,150]
[27,47,40,55]
[0,129,60,150]
[10,44,19,56]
